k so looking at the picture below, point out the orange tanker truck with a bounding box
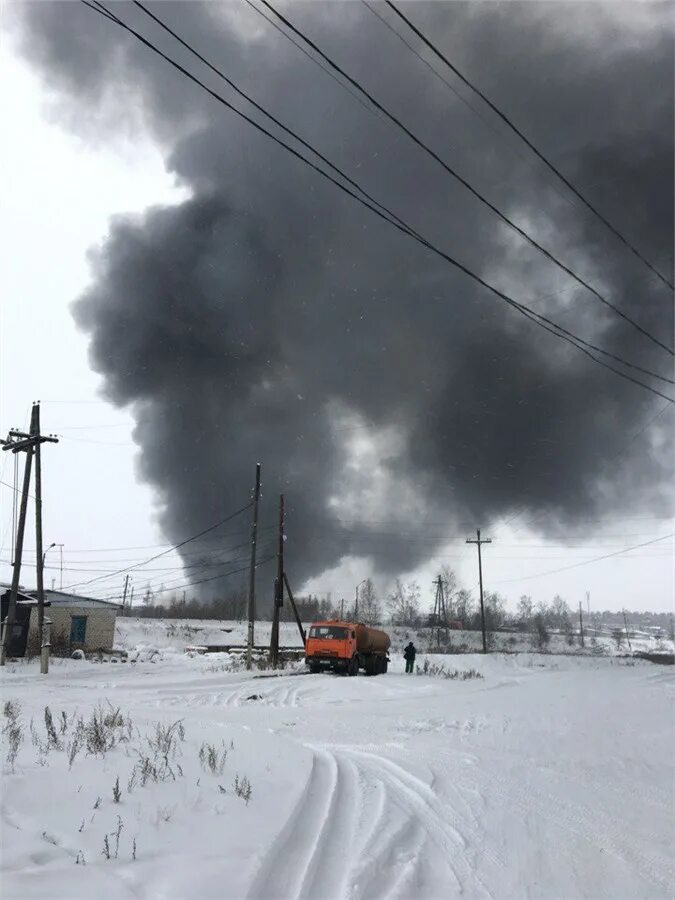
[305,621,390,676]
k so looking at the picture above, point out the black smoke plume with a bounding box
[9,2,673,595]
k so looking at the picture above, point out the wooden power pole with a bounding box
[466,528,492,654]
[246,463,261,670]
[269,493,284,668]
[1,403,58,668]
[433,575,447,648]
[121,575,130,616]
[622,609,633,652]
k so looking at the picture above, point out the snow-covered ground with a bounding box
[2,649,673,899]
[113,616,673,658]
[114,617,307,655]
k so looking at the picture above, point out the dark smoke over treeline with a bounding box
[9,1,673,591]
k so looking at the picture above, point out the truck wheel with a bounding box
[309,662,321,674]
[383,658,388,674]
[348,656,359,677]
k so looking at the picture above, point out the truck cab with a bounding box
[305,622,357,674]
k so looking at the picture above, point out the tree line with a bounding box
[125,565,675,642]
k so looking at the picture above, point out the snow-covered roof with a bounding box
[27,589,122,610]
[0,589,44,606]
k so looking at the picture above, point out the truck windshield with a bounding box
[309,626,348,640]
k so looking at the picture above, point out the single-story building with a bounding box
[3,587,121,656]
[26,589,122,655]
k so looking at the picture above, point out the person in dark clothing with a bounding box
[403,641,416,674]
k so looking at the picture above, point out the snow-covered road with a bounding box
[1,652,673,899]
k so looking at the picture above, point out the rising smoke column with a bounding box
[8,1,673,592]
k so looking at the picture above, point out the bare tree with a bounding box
[439,565,459,618]
[359,579,381,625]
[517,595,534,631]
[387,579,421,626]
[551,594,571,631]
[455,589,475,629]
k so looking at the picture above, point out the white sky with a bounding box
[1,41,673,615]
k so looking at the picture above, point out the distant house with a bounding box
[24,589,122,655]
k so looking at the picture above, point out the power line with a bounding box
[259,0,674,356]
[493,533,674,583]
[0,539,263,574]
[11,525,275,556]
[81,0,673,402]
[385,0,675,294]
[360,0,527,160]
[102,553,277,600]
[89,1,672,393]
[241,0,377,117]
[61,499,252,590]
[0,479,37,501]
[132,0,414,239]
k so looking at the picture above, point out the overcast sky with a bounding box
[1,2,673,614]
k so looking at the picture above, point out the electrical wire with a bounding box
[101,553,277,600]
[61,498,252,590]
[492,533,674,583]
[241,0,377,117]
[80,0,674,403]
[385,0,675,294]
[0,478,35,500]
[133,0,418,239]
[260,0,674,356]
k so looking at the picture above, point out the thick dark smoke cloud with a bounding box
[9,1,673,595]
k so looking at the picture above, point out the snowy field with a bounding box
[113,616,673,658]
[1,649,673,899]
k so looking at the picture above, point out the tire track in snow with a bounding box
[249,743,500,900]
[297,753,362,900]
[344,749,499,899]
[354,816,428,900]
[247,750,339,900]
[153,675,319,710]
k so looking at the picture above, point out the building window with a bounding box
[70,616,87,644]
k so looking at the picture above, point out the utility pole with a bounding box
[579,601,585,649]
[622,609,633,652]
[466,529,492,653]
[121,575,130,616]
[586,590,590,616]
[340,598,344,620]
[246,463,262,670]
[34,404,47,674]
[1,403,58,666]
[57,544,64,590]
[2,407,37,666]
[269,493,284,668]
[433,575,447,648]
